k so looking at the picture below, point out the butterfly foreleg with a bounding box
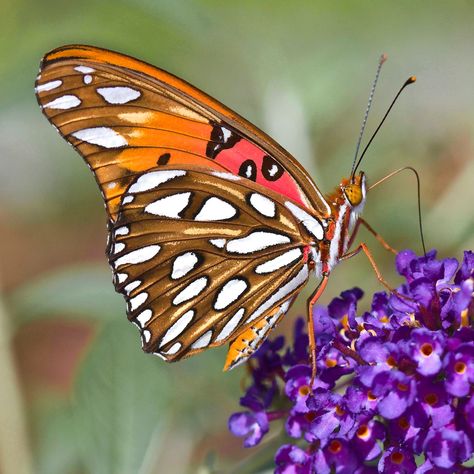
[347,218,397,255]
[307,274,329,387]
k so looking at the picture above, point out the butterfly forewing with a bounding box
[109,168,310,362]
[35,45,331,223]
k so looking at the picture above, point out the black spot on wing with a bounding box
[206,123,241,159]
[157,152,171,165]
[238,160,257,181]
[261,155,284,181]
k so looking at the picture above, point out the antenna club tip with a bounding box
[380,53,388,64]
[409,75,417,83]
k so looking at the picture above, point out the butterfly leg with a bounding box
[307,274,329,387]
[347,218,397,255]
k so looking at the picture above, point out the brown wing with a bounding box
[108,167,314,363]
[35,44,330,222]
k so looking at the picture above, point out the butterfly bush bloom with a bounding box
[229,250,474,473]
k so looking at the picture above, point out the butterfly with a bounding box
[35,45,405,379]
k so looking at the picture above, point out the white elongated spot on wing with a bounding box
[136,309,152,327]
[247,265,308,323]
[159,310,195,348]
[97,86,141,104]
[285,201,324,240]
[114,245,160,267]
[74,66,95,74]
[249,193,276,218]
[226,231,290,254]
[191,330,212,349]
[35,80,62,92]
[128,170,186,193]
[114,226,129,236]
[214,278,248,310]
[255,248,302,274]
[122,195,134,205]
[171,252,199,279]
[145,192,191,218]
[194,197,237,221]
[142,330,151,343]
[113,243,125,254]
[83,74,92,84]
[129,292,148,311]
[116,273,128,283]
[172,277,208,305]
[212,171,241,181]
[215,308,245,342]
[72,127,127,148]
[209,238,226,249]
[44,95,81,110]
[124,280,141,294]
[162,342,181,355]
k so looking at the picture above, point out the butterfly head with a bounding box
[343,171,366,209]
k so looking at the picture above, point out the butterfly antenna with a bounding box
[350,53,388,181]
[369,166,427,256]
[352,75,416,178]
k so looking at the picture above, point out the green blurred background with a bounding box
[1,1,473,473]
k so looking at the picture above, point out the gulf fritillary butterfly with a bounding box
[35,45,409,379]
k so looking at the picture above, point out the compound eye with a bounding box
[344,185,363,206]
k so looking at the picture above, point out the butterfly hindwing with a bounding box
[108,168,311,363]
[35,44,331,222]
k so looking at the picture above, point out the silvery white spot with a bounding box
[159,310,194,348]
[129,292,148,311]
[44,95,81,110]
[124,280,141,294]
[209,238,226,249]
[172,276,208,305]
[194,197,237,221]
[212,171,240,181]
[74,66,95,74]
[285,201,324,240]
[113,242,125,254]
[215,308,245,342]
[244,165,253,178]
[114,226,129,236]
[226,231,290,254]
[268,164,279,177]
[171,252,199,279]
[72,127,127,148]
[153,352,167,361]
[116,273,128,283]
[136,309,152,327]
[35,80,62,92]
[249,193,276,218]
[163,342,181,355]
[255,248,302,274]
[107,182,117,189]
[114,244,160,267]
[191,330,212,349]
[128,170,186,193]
[83,74,92,84]
[122,195,134,205]
[142,330,151,343]
[221,127,232,141]
[214,278,248,310]
[97,86,141,104]
[145,192,191,218]
[247,264,309,323]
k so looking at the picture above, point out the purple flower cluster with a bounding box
[229,250,474,473]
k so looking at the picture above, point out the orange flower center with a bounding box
[424,393,438,406]
[325,358,338,368]
[335,405,345,416]
[328,440,342,454]
[397,383,409,392]
[386,356,397,367]
[356,424,370,440]
[367,390,377,401]
[398,417,409,430]
[391,451,404,464]
[298,385,311,397]
[420,343,433,356]
[455,361,467,374]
